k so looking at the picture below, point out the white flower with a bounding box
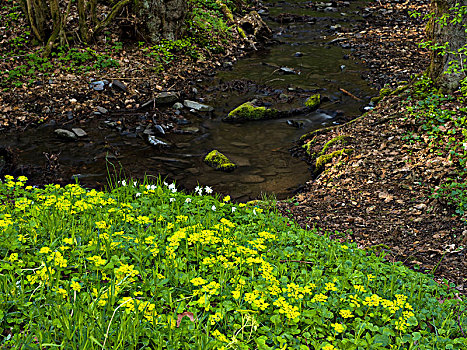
[232,207,236,212]
[170,198,175,202]
[120,180,127,187]
[211,205,216,211]
[164,181,169,187]
[133,181,138,187]
[136,193,141,197]
[205,186,213,194]
[168,183,176,190]
[253,209,256,215]
[185,198,192,203]
[195,186,203,195]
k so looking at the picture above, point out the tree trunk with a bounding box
[427,0,467,93]
[135,0,187,42]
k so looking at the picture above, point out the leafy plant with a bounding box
[0,175,466,348]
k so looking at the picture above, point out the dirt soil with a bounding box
[278,0,467,293]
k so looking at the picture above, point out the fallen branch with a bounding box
[339,88,362,101]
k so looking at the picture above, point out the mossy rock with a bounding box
[204,150,237,172]
[315,148,353,174]
[223,102,279,122]
[305,94,321,109]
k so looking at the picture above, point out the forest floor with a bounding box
[278,0,467,293]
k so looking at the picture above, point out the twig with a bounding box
[339,88,362,101]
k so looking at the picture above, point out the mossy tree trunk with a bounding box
[426,0,467,92]
[134,0,187,42]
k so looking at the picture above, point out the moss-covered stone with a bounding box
[318,135,350,156]
[204,150,237,171]
[305,94,321,109]
[223,101,279,122]
[315,148,353,173]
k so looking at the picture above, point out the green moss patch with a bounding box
[315,148,353,174]
[204,149,237,171]
[223,101,279,122]
[305,94,321,109]
[318,135,351,156]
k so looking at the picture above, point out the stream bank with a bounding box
[1,0,377,200]
[278,0,466,292]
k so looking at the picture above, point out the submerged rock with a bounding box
[55,129,77,140]
[305,94,321,109]
[223,101,279,122]
[204,150,237,172]
[72,128,87,137]
[147,135,170,147]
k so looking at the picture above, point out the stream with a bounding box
[0,0,376,201]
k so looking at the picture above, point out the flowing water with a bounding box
[0,0,375,200]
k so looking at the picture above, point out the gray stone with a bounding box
[55,129,77,140]
[90,81,105,91]
[104,120,117,127]
[72,128,87,137]
[147,135,170,147]
[181,126,199,134]
[111,79,127,92]
[97,106,108,114]
[173,102,184,110]
[154,124,166,135]
[280,67,296,74]
[155,91,179,105]
[183,100,214,112]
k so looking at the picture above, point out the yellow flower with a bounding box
[71,281,81,292]
[55,287,68,299]
[190,277,207,286]
[313,293,328,303]
[339,309,354,318]
[63,237,73,245]
[232,290,241,299]
[331,323,345,333]
[325,282,337,291]
[322,344,336,350]
[353,284,366,293]
[223,195,230,202]
[39,247,52,254]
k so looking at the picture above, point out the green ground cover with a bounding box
[0,175,465,349]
